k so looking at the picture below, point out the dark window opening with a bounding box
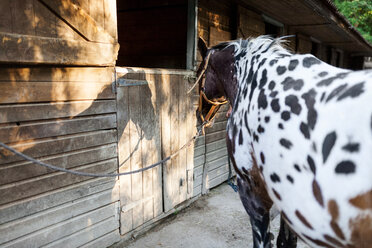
[326,47,332,64]
[335,51,341,67]
[311,41,319,57]
[116,0,189,69]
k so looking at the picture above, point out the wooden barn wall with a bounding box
[0,1,121,247]
[0,0,118,66]
[116,0,188,69]
[0,67,120,247]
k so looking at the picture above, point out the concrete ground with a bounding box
[121,183,309,248]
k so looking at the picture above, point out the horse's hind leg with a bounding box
[277,214,297,248]
[237,177,273,248]
[250,211,272,248]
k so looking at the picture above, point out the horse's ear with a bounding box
[198,37,208,59]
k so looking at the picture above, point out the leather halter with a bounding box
[192,52,228,134]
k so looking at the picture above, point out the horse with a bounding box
[195,36,372,248]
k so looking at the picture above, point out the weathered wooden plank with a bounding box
[0,189,118,244]
[0,100,117,124]
[128,84,144,229]
[34,0,57,38]
[206,139,227,153]
[194,154,205,168]
[0,178,115,225]
[207,120,228,133]
[103,0,118,40]
[80,230,120,248]
[0,129,117,164]
[141,74,155,223]
[152,74,163,218]
[10,0,35,36]
[0,32,119,66]
[0,158,117,205]
[90,0,104,29]
[170,74,181,206]
[186,77,196,198]
[194,135,205,147]
[205,130,227,144]
[162,74,173,212]
[208,171,229,189]
[40,0,115,43]
[3,203,119,248]
[206,147,228,163]
[0,67,113,82]
[0,143,117,186]
[178,77,188,203]
[42,216,119,248]
[116,67,194,77]
[193,165,203,178]
[117,77,133,235]
[0,0,12,33]
[193,174,203,188]
[0,81,115,104]
[194,145,205,157]
[238,6,265,38]
[0,114,116,143]
[207,156,228,172]
[209,26,232,46]
[55,10,84,41]
[193,184,202,197]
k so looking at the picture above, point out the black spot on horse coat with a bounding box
[322,131,337,163]
[335,161,356,174]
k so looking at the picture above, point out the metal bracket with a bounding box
[117,78,148,87]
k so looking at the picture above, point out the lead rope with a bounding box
[227,156,238,192]
[0,126,204,178]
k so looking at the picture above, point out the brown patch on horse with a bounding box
[349,214,372,248]
[327,199,346,240]
[303,234,337,248]
[295,210,313,230]
[250,151,273,212]
[272,188,282,201]
[328,199,339,220]
[312,179,324,207]
[226,134,242,178]
[323,234,346,247]
[349,190,372,210]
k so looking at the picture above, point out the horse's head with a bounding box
[195,37,237,133]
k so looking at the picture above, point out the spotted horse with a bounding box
[195,36,372,248]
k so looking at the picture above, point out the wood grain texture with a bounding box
[0,114,116,143]
[0,100,116,124]
[0,0,12,33]
[117,76,133,235]
[0,158,117,205]
[0,80,114,104]
[128,83,144,229]
[40,206,119,248]
[0,178,115,225]
[0,189,118,245]
[0,143,117,186]
[103,0,118,40]
[0,130,117,165]
[0,32,119,66]
[40,0,115,43]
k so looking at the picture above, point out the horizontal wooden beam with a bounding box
[0,32,119,66]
